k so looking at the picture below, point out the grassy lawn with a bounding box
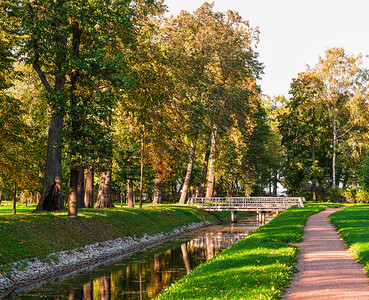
[0,201,37,214]
[330,204,369,275]
[156,202,342,300]
[0,202,226,266]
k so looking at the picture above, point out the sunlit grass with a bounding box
[0,202,223,266]
[156,202,342,300]
[0,201,37,214]
[330,204,369,275]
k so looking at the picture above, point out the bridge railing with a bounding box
[187,197,305,210]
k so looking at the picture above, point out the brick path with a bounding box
[283,207,369,299]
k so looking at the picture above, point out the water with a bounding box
[5,215,271,299]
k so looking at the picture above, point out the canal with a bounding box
[5,214,272,299]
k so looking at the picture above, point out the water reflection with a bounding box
[8,216,269,300]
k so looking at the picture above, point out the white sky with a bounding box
[164,0,369,97]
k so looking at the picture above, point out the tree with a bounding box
[358,154,369,191]
[6,0,160,215]
[160,2,263,199]
[314,48,369,187]
[0,13,44,202]
[263,96,284,196]
[279,72,329,197]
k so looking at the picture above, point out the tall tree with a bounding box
[7,0,159,213]
[161,3,263,199]
[279,72,329,197]
[314,48,368,187]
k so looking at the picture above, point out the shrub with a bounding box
[326,187,345,202]
[342,187,357,203]
[355,189,369,203]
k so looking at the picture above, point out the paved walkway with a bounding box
[283,207,369,300]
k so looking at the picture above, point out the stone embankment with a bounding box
[0,221,213,299]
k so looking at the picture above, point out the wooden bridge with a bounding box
[187,197,305,222]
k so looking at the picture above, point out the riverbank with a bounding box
[0,204,227,266]
[156,202,342,300]
[0,204,230,296]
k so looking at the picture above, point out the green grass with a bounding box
[156,202,342,300]
[0,201,37,214]
[330,204,369,275]
[0,202,223,266]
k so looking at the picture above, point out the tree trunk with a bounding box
[0,190,2,206]
[206,127,217,198]
[85,282,93,300]
[95,171,115,208]
[36,115,64,211]
[198,151,210,197]
[154,254,163,294]
[206,236,215,260]
[120,183,124,207]
[139,263,143,299]
[153,175,162,204]
[84,166,94,208]
[273,171,278,197]
[99,276,111,300]
[181,244,191,274]
[311,106,317,201]
[77,166,85,208]
[69,165,78,218]
[13,182,17,215]
[139,126,144,209]
[179,141,196,204]
[332,123,337,188]
[127,179,134,207]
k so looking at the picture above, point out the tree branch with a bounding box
[28,2,55,95]
[33,61,55,94]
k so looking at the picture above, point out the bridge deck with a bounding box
[187,197,305,212]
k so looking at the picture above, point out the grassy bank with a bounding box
[156,202,342,300]
[0,202,228,266]
[330,204,369,275]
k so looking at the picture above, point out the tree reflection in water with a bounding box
[14,217,265,300]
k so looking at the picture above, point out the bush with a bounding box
[326,187,345,202]
[300,191,313,201]
[356,189,369,203]
[342,187,357,203]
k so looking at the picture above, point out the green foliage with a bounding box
[1,0,270,203]
[325,187,345,203]
[330,205,369,275]
[158,3,264,197]
[278,71,330,196]
[340,187,369,204]
[157,202,341,299]
[358,154,369,191]
[355,189,369,203]
[279,48,369,196]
